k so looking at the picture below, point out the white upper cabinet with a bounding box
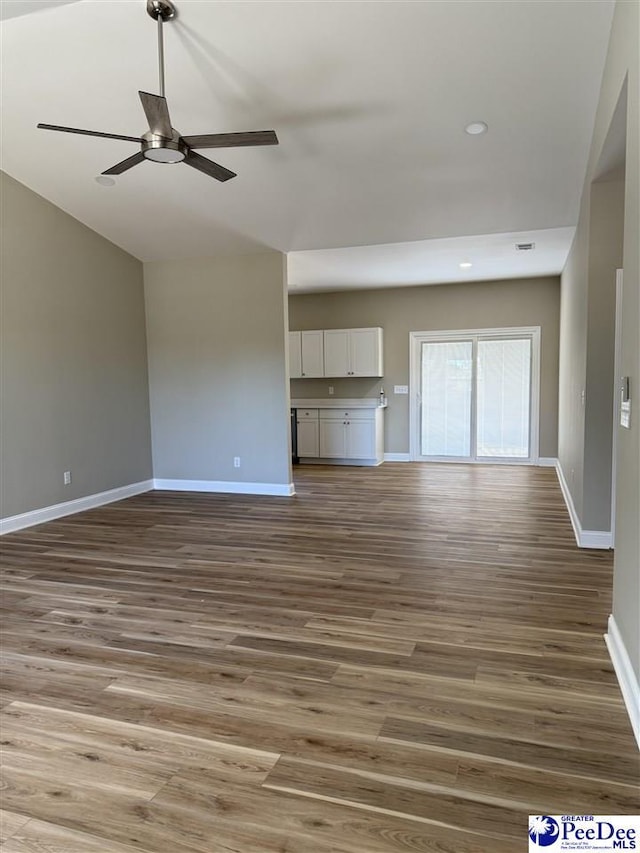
[323,330,350,377]
[350,328,383,376]
[289,330,324,378]
[324,327,383,377]
[288,332,302,378]
[300,330,324,377]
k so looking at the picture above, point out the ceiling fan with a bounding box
[37,0,278,182]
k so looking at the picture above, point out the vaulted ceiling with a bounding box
[1,0,614,289]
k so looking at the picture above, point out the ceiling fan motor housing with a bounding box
[142,130,186,163]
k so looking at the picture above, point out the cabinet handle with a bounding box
[302,372,305,376]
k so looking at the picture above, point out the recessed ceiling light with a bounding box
[95,175,116,187]
[465,121,488,135]
[459,262,473,269]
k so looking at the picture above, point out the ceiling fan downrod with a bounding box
[146,0,176,98]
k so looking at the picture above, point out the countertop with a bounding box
[291,398,387,409]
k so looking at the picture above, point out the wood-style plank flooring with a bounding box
[1,463,638,852]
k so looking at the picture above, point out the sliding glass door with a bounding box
[420,341,473,458]
[412,328,539,463]
[476,338,531,459]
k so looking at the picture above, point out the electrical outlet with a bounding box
[63,471,72,485]
[328,386,334,395]
[233,457,241,468]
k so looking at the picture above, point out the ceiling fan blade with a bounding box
[102,151,146,175]
[37,123,141,143]
[139,91,173,138]
[181,130,279,149]
[184,151,236,182]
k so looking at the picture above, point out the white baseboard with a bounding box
[605,615,640,750]
[384,453,411,462]
[0,479,154,535]
[297,459,382,467]
[382,454,558,466]
[153,479,295,497]
[554,461,612,549]
[576,529,613,549]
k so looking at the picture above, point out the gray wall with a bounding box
[0,172,152,519]
[144,252,292,487]
[559,0,639,680]
[290,276,560,457]
[584,179,625,530]
[559,178,624,530]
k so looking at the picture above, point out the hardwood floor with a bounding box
[1,463,638,852]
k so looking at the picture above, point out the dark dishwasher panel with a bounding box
[291,408,299,465]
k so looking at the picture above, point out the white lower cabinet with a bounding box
[319,418,347,458]
[346,419,377,459]
[320,414,377,460]
[294,401,383,465]
[297,419,320,457]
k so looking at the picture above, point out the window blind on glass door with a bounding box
[476,338,531,458]
[421,340,473,457]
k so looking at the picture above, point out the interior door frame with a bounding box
[610,269,624,547]
[409,326,541,464]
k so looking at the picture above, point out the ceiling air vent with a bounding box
[516,242,536,251]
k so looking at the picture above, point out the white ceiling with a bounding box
[1,0,614,290]
[0,1,80,21]
[288,227,576,293]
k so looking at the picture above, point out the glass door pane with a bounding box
[421,341,473,457]
[476,338,531,458]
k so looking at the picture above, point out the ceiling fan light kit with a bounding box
[36,0,278,182]
[141,131,186,164]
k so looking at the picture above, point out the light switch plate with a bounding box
[621,399,631,429]
[394,385,409,395]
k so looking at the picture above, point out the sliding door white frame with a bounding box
[409,326,541,464]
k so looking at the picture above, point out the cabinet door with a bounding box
[288,332,302,378]
[350,328,383,376]
[346,419,376,458]
[323,330,350,376]
[319,419,347,457]
[300,331,324,377]
[297,419,319,457]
